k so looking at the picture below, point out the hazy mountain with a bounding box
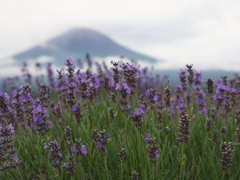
[13,28,159,66]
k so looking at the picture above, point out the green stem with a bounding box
[179,144,186,180]
[151,165,155,180]
[120,161,123,180]
[104,156,109,180]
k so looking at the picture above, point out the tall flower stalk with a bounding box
[0,124,22,171]
[92,130,110,157]
[144,133,160,164]
[129,108,145,131]
[178,110,190,143]
[44,140,63,168]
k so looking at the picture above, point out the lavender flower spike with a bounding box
[81,145,87,155]
[129,108,145,131]
[144,133,151,141]
[71,140,87,157]
[154,151,160,158]
[97,142,103,148]
[134,108,144,116]
[92,130,111,157]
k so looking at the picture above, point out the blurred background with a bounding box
[0,0,240,79]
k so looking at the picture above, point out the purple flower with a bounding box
[178,69,186,79]
[44,143,48,149]
[44,140,63,168]
[96,141,103,148]
[127,103,132,110]
[129,108,145,130]
[134,108,144,116]
[216,84,228,93]
[193,71,203,85]
[175,84,183,93]
[92,130,111,157]
[140,104,147,111]
[0,124,22,170]
[59,84,68,91]
[71,141,87,156]
[109,78,115,87]
[145,136,160,164]
[13,155,20,163]
[122,83,131,95]
[81,145,87,154]
[153,95,158,102]
[115,83,131,98]
[8,124,14,133]
[70,82,77,87]
[126,62,135,70]
[144,133,151,141]
[32,102,51,135]
[0,91,10,100]
[64,58,74,65]
[215,93,223,100]
[146,89,151,97]
[154,151,160,158]
[105,133,110,138]
[71,145,76,152]
[116,83,122,90]
[231,87,236,93]
[72,105,79,112]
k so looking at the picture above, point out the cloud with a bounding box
[1,0,240,71]
[0,66,21,77]
[28,56,56,65]
[0,57,15,66]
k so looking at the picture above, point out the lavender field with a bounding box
[1,58,240,179]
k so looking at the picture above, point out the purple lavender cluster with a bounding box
[62,125,87,177]
[92,130,111,157]
[0,124,22,171]
[0,92,14,125]
[72,141,87,156]
[1,56,240,177]
[145,88,158,108]
[144,133,160,164]
[72,104,82,123]
[62,140,87,177]
[129,108,145,131]
[32,100,51,135]
[44,140,63,168]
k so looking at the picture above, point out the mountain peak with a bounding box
[48,28,109,44]
[14,28,159,65]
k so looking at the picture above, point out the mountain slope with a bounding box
[13,28,159,65]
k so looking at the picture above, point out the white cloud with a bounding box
[0,0,240,71]
[0,66,21,77]
[28,56,56,65]
[0,57,15,66]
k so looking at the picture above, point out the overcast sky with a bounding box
[1,0,240,71]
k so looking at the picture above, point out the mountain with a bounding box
[13,28,159,66]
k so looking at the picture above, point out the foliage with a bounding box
[1,58,240,179]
